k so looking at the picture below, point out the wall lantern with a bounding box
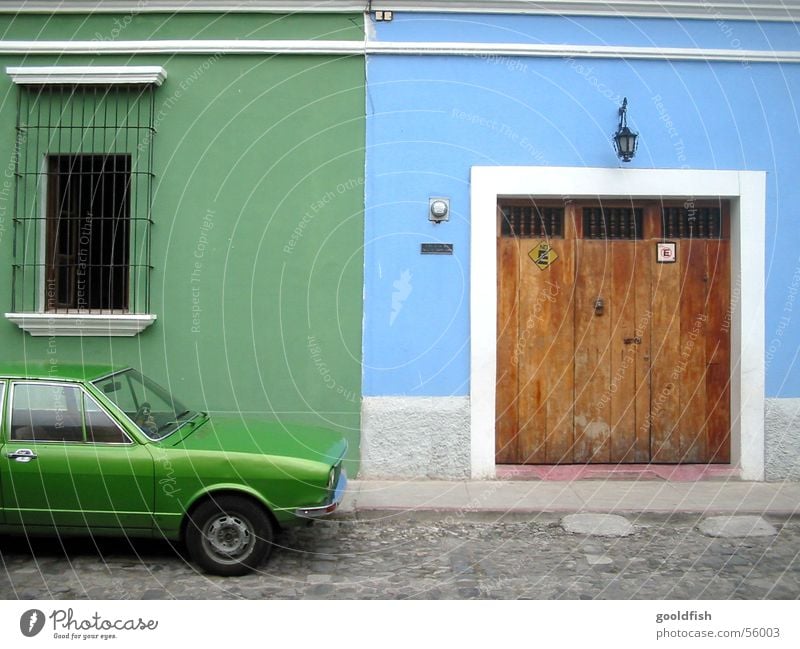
[613,97,638,162]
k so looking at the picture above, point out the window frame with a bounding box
[4,65,164,337]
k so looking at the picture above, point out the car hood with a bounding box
[169,415,348,465]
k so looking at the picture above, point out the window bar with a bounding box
[105,85,113,311]
[132,89,139,312]
[11,87,22,311]
[50,88,58,313]
[146,86,155,314]
[119,87,127,312]
[709,207,718,238]
[697,207,706,238]
[32,86,42,313]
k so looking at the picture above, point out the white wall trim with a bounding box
[1,1,798,22]
[5,313,157,336]
[6,65,167,86]
[0,40,364,55]
[371,42,800,64]
[1,40,800,64]
[469,166,766,480]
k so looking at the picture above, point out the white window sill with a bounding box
[5,313,156,336]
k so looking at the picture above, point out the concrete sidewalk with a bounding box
[340,479,800,516]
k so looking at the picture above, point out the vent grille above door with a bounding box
[662,206,722,239]
[582,207,643,240]
[500,204,564,238]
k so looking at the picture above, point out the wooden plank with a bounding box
[573,240,612,463]
[609,240,639,462]
[650,240,682,462]
[516,238,549,463]
[495,235,520,463]
[705,238,731,462]
[632,239,652,462]
[544,232,575,463]
[677,239,708,462]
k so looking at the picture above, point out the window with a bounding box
[10,382,130,444]
[11,383,84,442]
[94,368,192,440]
[46,154,131,311]
[5,66,164,334]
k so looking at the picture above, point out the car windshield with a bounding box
[92,369,196,440]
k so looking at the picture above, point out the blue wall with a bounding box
[364,13,800,398]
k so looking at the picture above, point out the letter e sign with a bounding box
[657,241,676,263]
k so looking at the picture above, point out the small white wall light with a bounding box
[429,197,450,223]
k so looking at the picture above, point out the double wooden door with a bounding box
[496,201,730,464]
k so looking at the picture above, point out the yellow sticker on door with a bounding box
[529,241,558,270]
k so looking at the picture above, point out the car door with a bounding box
[1,381,154,530]
[0,380,6,525]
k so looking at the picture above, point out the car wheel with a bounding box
[186,495,274,576]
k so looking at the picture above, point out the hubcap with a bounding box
[202,514,254,565]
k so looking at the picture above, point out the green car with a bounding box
[0,363,347,576]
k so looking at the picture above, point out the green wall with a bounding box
[0,13,365,471]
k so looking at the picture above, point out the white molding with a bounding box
[371,42,800,64]
[0,39,364,55]
[0,1,797,22]
[5,313,157,336]
[0,1,367,13]
[6,65,167,86]
[1,40,799,64]
[470,166,766,480]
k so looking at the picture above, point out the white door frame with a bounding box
[470,166,766,480]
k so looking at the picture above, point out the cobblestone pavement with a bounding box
[1,513,798,599]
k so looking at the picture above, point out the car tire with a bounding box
[186,495,274,576]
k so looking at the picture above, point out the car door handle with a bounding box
[7,449,37,463]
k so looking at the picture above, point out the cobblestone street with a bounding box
[2,512,799,599]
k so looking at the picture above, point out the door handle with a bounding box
[7,449,37,463]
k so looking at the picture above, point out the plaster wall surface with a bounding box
[766,398,800,480]
[360,396,471,478]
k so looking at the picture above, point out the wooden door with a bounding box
[496,201,730,465]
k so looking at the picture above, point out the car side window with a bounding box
[0,381,6,438]
[83,393,131,444]
[11,383,84,442]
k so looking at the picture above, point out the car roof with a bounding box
[0,362,127,381]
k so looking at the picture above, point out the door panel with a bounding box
[543,224,575,464]
[678,239,709,462]
[650,245,682,462]
[1,381,154,530]
[573,240,612,463]
[496,233,520,463]
[705,239,732,462]
[2,442,154,528]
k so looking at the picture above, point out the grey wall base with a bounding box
[360,396,470,479]
[360,396,796,480]
[766,397,800,480]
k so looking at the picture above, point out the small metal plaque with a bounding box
[657,241,677,263]
[421,243,454,255]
